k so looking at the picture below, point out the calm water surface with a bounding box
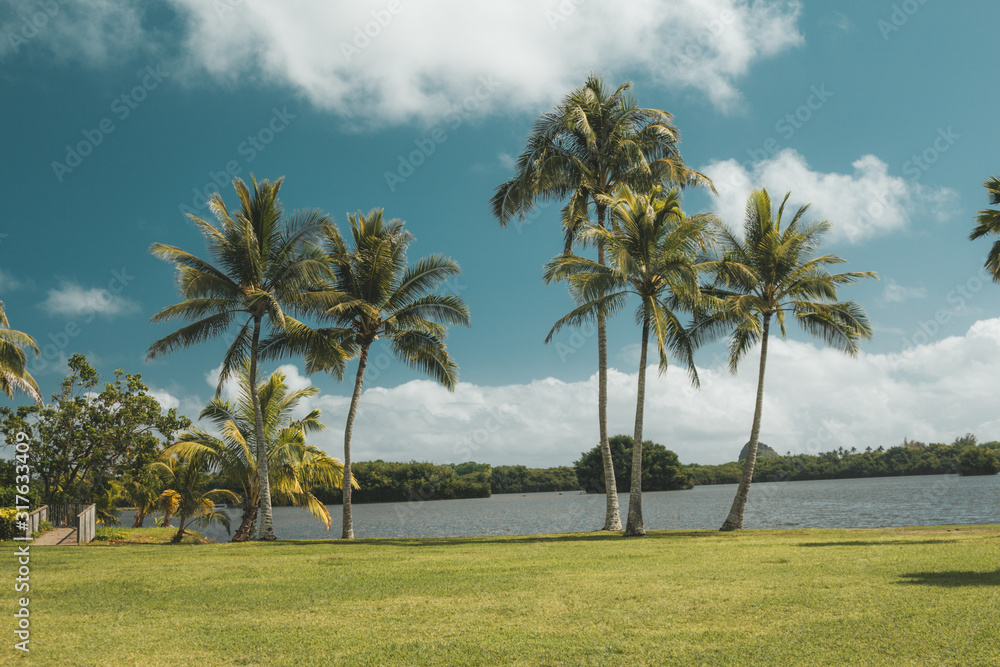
[128,474,999,541]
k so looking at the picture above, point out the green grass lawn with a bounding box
[2,525,999,666]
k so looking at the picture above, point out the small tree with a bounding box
[0,354,190,508]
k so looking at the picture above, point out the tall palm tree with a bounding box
[545,186,714,536]
[491,72,712,530]
[696,189,876,531]
[316,209,470,539]
[153,452,240,543]
[970,175,1000,280]
[166,363,354,541]
[147,176,346,540]
[0,302,41,404]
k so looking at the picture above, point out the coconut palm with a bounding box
[315,209,470,539]
[166,363,354,542]
[0,302,41,403]
[153,452,240,543]
[970,175,1000,280]
[545,186,714,536]
[147,176,347,541]
[120,470,165,528]
[696,189,876,531]
[491,72,712,530]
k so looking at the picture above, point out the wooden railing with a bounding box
[76,504,95,544]
[48,503,96,544]
[25,505,48,538]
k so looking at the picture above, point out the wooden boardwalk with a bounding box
[32,527,77,546]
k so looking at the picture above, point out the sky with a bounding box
[2,0,999,468]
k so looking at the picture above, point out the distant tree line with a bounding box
[685,436,1000,485]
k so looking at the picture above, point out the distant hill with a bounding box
[738,441,779,462]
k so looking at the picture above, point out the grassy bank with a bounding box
[3,526,999,665]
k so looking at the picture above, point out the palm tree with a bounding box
[316,209,470,539]
[120,469,165,528]
[697,189,876,531]
[0,302,41,403]
[147,176,347,541]
[491,72,712,530]
[970,175,1000,280]
[166,363,355,541]
[153,452,240,543]
[545,186,714,536]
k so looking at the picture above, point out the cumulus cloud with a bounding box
[0,0,146,63]
[137,0,803,125]
[882,279,927,304]
[179,318,1000,467]
[702,149,958,243]
[40,281,139,318]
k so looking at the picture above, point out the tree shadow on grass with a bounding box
[897,570,1000,587]
[798,539,959,548]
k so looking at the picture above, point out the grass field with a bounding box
[2,525,999,665]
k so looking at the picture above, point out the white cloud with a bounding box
[0,0,146,63]
[882,279,927,304]
[0,268,21,292]
[40,281,140,318]
[152,0,802,124]
[169,318,1000,468]
[147,387,180,411]
[702,149,958,243]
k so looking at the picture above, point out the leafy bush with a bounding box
[575,435,693,494]
[0,507,19,541]
[32,520,53,538]
[958,446,1000,476]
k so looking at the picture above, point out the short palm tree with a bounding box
[492,72,712,530]
[970,175,1000,280]
[120,469,165,528]
[152,452,239,543]
[0,302,41,403]
[545,186,714,536]
[697,189,876,531]
[166,363,354,541]
[317,209,470,539]
[147,176,347,540]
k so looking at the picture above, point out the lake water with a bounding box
[122,474,1000,541]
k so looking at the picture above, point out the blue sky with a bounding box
[2,0,999,467]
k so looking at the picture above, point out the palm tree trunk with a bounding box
[625,319,649,537]
[172,516,187,543]
[596,204,622,531]
[342,343,370,539]
[250,317,277,541]
[721,313,771,531]
[232,499,258,542]
[132,508,145,528]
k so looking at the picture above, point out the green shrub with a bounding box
[0,507,19,540]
